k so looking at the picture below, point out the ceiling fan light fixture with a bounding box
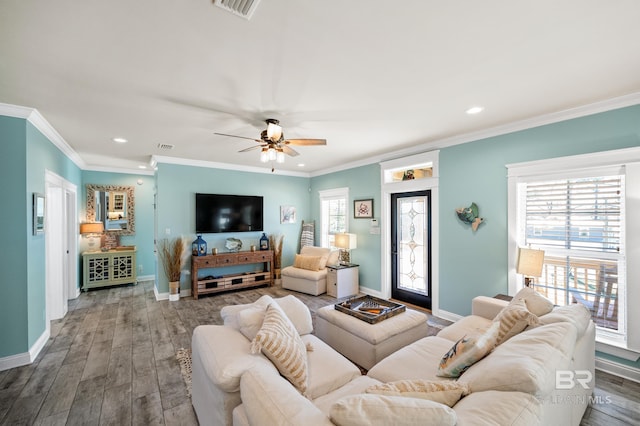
[267,147,277,161]
[266,120,282,142]
[260,147,269,163]
[276,149,285,163]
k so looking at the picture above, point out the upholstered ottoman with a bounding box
[315,304,430,370]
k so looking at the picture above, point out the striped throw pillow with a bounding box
[437,321,500,378]
[250,302,308,394]
[493,297,540,345]
[366,379,471,407]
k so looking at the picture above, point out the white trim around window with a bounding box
[507,146,640,361]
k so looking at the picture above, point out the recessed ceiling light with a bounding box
[138,165,147,169]
[465,106,484,115]
[112,137,128,143]
[297,163,305,167]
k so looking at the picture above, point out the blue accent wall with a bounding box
[310,164,382,293]
[0,116,29,358]
[439,105,640,317]
[81,171,156,279]
[155,163,311,293]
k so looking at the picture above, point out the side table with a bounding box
[327,263,359,298]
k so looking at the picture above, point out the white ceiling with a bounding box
[2,1,640,175]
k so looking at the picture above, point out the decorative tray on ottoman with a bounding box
[335,295,406,324]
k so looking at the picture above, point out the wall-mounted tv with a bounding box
[195,193,264,234]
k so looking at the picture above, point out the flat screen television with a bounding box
[195,193,264,234]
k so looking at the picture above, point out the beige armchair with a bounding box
[281,246,339,295]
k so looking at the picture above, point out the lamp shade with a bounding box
[516,247,545,277]
[80,222,104,234]
[335,233,357,250]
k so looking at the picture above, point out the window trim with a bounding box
[507,147,640,361]
[319,187,349,248]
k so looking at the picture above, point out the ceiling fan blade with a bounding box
[238,145,265,153]
[285,138,327,146]
[282,145,300,157]
[214,132,262,142]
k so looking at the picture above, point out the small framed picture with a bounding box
[354,199,373,218]
[33,193,45,235]
[280,205,296,224]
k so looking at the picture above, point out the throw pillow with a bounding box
[294,254,324,271]
[237,305,268,341]
[437,321,500,378]
[330,394,457,426]
[493,297,540,345]
[366,379,470,407]
[250,303,308,394]
[512,287,554,316]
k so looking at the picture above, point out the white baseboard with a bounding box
[434,309,463,323]
[137,274,155,283]
[154,285,191,301]
[358,286,384,299]
[595,357,640,384]
[0,327,50,372]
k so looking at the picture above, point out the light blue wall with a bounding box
[310,164,382,293]
[439,104,640,317]
[0,116,29,358]
[155,163,311,293]
[0,116,82,358]
[26,122,82,347]
[81,171,156,279]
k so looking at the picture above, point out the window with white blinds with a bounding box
[524,176,623,254]
[520,174,626,336]
[319,187,349,248]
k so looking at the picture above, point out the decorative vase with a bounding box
[169,281,180,301]
[259,233,269,250]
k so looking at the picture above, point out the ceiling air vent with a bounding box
[157,143,174,150]
[213,0,262,20]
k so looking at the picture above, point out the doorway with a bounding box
[45,171,77,323]
[391,190,432,309]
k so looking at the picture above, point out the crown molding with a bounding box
[153,155,311,178]
[311,92,640,177]
[82,164,155,176]
[0,102,86,169]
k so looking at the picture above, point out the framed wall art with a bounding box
[354,199,373,218]
[280,205,296,224]
[33,193,45,235]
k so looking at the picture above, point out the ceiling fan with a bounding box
[214,118,326,170]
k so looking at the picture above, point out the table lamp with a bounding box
[80,222,104,250]
[516,247,545,287]
[335,233,357,265]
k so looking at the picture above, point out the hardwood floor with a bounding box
[0,281,637,425]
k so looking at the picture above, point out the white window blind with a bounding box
[524,176,623,253]
[522,175,625,336]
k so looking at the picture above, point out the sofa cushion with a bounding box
[437,322,500,378]
[436,315,492,343]
[240,364,332,426]
[538,303,592,338]
[366,379,470,407]
[312,376,382,416]
[251,303,309,394]
[367,336,456,383]
[453,391,541,426]
[294,254,324,271]
[300,246,331,268]
[512,287,554,316]
[459,322,577,396]
[223,294,313,337]
[281,264,329,281]
[330,394,457,426]
[303,334,362,400]
[493,297,540,345]
[191,325,277,392]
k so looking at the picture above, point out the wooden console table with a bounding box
[191,250,274,299]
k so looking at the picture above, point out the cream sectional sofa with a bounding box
[191,290,595,426]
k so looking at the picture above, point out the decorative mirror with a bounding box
[86,184,135,235]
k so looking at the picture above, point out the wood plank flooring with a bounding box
[0,280,637,425]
